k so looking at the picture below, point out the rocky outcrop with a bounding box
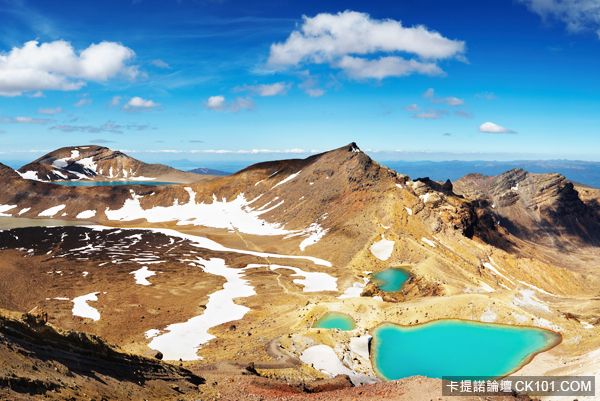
[0,310,204,400]
[455,169,600,245]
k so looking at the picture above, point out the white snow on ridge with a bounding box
[0,204,17,217]
[130,266,156,286]
[272,170,301,189]
[18,207,31,216]
[369,235,394,261]
[76,210,96,219]
[105,189,291,236]
[148,257,256,361]
[247,264,337,292]
[18,171,44,181]
[38,205,66,217]
[338,278,369,299]
[72,292,101,321]
[285,222,328,251]
[85,225,333,267]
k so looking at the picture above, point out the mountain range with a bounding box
[0,143,598,400]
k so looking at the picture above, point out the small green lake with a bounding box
[55,181,175,187]
[313,312,356,331]
[373,268,410,292]
[371,320,560,380]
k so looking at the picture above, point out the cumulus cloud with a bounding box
[479,121,515,134]
[520,0,600,34]
[124,96,159,110]
[235,82,290,96]
[206,95,226,110]
[38,107,62,115]
[338,56,443,79]
[205,95,254,112]
[267,10,465,79]
[0,40,139,96]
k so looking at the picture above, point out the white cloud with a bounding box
[205,95,254,112]
[337,55,443,79]
[150,59,170,69]
[0,40,139,96]
[38,107,62,115]
[520,0,600,34]
[479,121,515,134]
[405,103,419,111]
[236,82,290,96]
[423,88,464,106]
[267,11,465,79]
[206,95,226,110]
[125,96,158,110]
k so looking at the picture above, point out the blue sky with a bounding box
[1,0,600,165]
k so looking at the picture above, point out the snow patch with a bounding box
[148,257,256,361]
[0,204,17,217]
[130,266,156,286]
[272,170,302,189]
[369,235,394,261]
[72,292,100,321]
[105,190,292,236]
[38,205,66,217]
[76,210,96,219]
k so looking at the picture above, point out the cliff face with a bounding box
[455,169,600,246]
[17,145,207,183]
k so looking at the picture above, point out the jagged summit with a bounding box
[455,168,600,245]
[17,145,208,183]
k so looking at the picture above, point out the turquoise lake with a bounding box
[373,268,410,292]
[372,320,559,380]
[313,312,356,331]
[55,181,175,187]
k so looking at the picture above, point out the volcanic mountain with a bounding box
[1,143,600,400]
[18,145,210,183]
[454,169,600,247]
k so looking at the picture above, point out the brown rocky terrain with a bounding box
[17,145,212,183]
[0,144,599,400]
[454,169,600,247]
[0,309,204,400]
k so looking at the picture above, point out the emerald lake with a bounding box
[313,312,356,331]
[372,320,560,380]
[373,268,410,292]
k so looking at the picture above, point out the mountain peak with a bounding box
[17,145,207,183]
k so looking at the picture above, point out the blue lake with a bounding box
[55,181,175,187]
[373,268,410,292]
[372,320,560,380]
[313,312,356,331]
